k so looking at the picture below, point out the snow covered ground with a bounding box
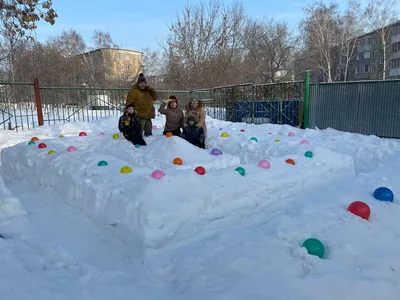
[0,114,399,300]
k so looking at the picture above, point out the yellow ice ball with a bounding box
[120,166,132,173]
[220,131,229,137]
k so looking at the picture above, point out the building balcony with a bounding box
[391,34,400,44]
[389,68,400,77]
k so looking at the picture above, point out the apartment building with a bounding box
[348,21,400,81]
[75,47,144,85]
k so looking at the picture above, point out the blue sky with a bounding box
[33,0,351,52]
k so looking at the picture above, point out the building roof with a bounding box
[357,20,400,39]
[78,47,143,56]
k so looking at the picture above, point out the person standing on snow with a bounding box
[158,95,184,136]
[126,73,158,136]
[118,104,147,146]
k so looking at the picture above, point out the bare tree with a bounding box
[243,18,295,83]
[365,0,399,79]
[336,0,369,81]
[300,2,341,82]
[45,29,87,84]
[48,29,86,57]
[75,30,118,87]
[92,30,118,49]
[12,40,80,86]
[0,0,57,61]
[164,0,246,89]
[142,47,165,76]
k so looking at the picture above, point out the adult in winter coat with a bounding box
[184,99,207,148]
[118,104,147,146]
[181,114,205,148]
[126,73,158,136]
[158,95,184,136]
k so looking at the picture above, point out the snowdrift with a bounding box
[1,134,356,250]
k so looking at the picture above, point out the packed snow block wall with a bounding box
[1,135,356,249]
[28,134,241,170]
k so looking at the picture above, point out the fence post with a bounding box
[33,78,44,126]
[303,71,310,128]
[251,85,255,124]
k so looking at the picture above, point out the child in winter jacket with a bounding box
[181,114,204,148]
[118,104,147,146]
[158,95,184,136]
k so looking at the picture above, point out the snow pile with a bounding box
[206,118,400,173]
[1,131,355,249]
[146,156,400,300]
[0,195,26,220]
[1,114,400,299]
[49,134,240,170]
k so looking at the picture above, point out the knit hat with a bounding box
[125,103,135,110]
[186,114,199,124]
[168,95,178,106]
[137,73,146,83]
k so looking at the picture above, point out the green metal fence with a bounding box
[3,74,400,138]
[0,79,307,131]
[0,82,193,131]
[213,81,305,126]
[309,78,400,138]
[38,87,193,126]
[0,82,36,131]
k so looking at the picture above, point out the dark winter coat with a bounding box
[182,124,204,147]
[118,112,147,146]
[185,101,207,137]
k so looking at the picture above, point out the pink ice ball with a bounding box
[258,159,271,169]
[150,169,165,180]
[300,139,309,144]
[288,132,295,137]
[67,146,77,152]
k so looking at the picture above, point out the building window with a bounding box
[391,26,400,36]
[359,36,371,46]
[355,65,365,74]
[371,64,377,73]
[378,71,383,79]
[125,64,131,71]
[389,58,400,69]
[355,65,371,74]
[391,41,400,53]
[372,51,376,58]
[125,55,130,61]
[117,64,122,70]
[115,54,121,60]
